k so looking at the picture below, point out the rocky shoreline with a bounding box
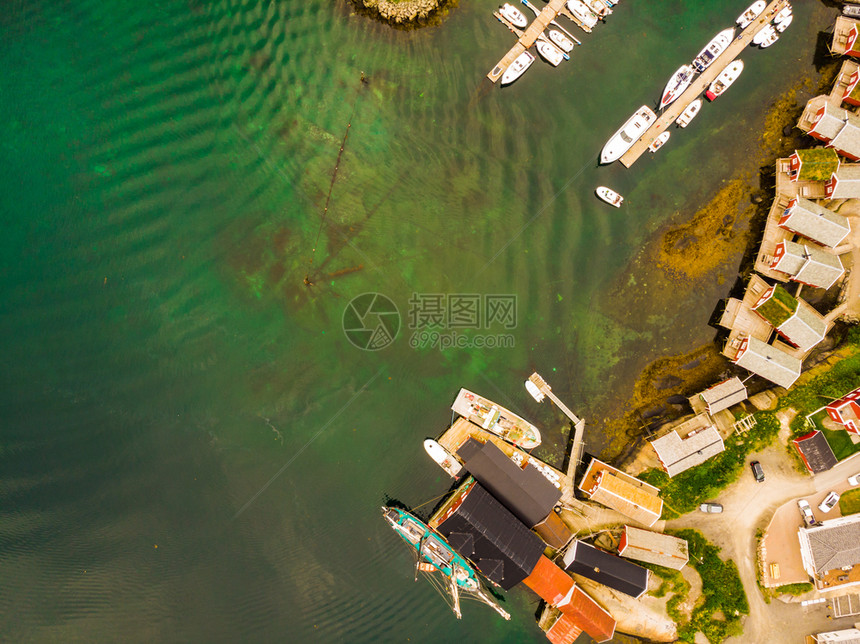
[352,0,454,27]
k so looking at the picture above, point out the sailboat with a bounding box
[381,507,511,620]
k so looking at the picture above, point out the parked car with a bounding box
[750,460,765,483]
[818,491,841,513]
[849,473,860,487]
[699,502,723,513]
[797,499,817,527]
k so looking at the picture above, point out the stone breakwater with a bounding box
[355,0,452,26]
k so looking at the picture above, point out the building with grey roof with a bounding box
[803,100,849,141]
[732,335,801,389]
[798,514,860,591]
[778,197,850,248]
[649,414,725,477]
[689,377,748,415]
[771,241,845,290]
[752,285,828,353]
[618,525,688,570]
[826,164,860,199]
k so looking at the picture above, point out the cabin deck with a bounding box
[618,0,790,167]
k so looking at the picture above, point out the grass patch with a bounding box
[840,488,860,516]
[669,529,749,644]
[641,412,781,518]
[773,582,814,596]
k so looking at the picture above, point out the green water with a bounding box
[0,0,835,640]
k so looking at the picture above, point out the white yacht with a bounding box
[600,105,657,164]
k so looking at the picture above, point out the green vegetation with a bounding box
[795,148,840,181]
[641,412,781,518]
[839,488,860,516]
[667,530,748,644]
[754,286,797,327]
[773,582,814,596]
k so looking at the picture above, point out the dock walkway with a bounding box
[618,0,789,168]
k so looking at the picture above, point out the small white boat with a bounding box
[585,0,610,17]
[676,98,702,128]
[536,40,564,66]
[499,3,528,28]
[775,13,792,33]
[753,23,776,46]
[759,28,780,48]
[548,29,575,53]
[600,105,657,164]
[423,439,463,478]
[595,186,624,207]
[648,131,670,153]
[705,60,744,100]
[660,64,696,109]
[773,6,792,25]
[737,0,766,28]
[692,27,735,72]
[501,51,535,85]
[566,0,599,30]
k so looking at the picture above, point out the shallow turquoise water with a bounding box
[0,0,835,640]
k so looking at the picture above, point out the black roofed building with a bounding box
[560,540,649,598]
[430,478,544,590]
[791,430,838,474]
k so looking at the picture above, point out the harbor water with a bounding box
[0,0,835,640]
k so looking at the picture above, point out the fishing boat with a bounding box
[424,439,463,478]
[381,507,511,620]
[774,13,792,33]
[501,51,535,86]
[451,388,541,448]
[499,3,528,28]
[648,131,670,153]
[752,23,776,46]
[566,0,599,30]
[600,105,657,164]
[676,98,702,128]
[548,29,575,53]
[692,27,735,72]
[660,64,696,109]
[536,40,564,66]
[705,60,743,100]
[736,0,766,28]
[595,186,624,207]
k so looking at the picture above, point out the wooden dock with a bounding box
[618,0,790,167]
[487,0,575,84]
[527,373,586,481]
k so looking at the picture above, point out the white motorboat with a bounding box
[775,13,792,33]
[675,98,702,128]
[600,105,657,164]
[692,27,735,72]
[501,51,535,85]
[753,23,776,46]
[759,28,780,47]
[773,6,792,25]
[536,40,564,66]
[566,0,599,30]
[499,3,528,28]
[705,60,744,100]
[595,186,624,207]
[548,29,575,53]
[660,64,696,109]
[423,439,463,478]
[585,0,610,17]
[736,0,766,28]
[648,131,670,153]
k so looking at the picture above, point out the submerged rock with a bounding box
[353,0,455,27]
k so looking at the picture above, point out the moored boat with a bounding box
[752,23,775,46]
[773,6,792,25]
[501,51,535,85]
[736,0,766,28]
[692,27,735,72]
[600,105,657,164]
[381,506,511,620]
[585,0,610,17]
[566,0,599,30]
[660,64,696,109]
[499,2,528,28]
[774,13,792,33]
[536,40,564,66]
[451,388,541,448]
[705,59,743,100]
[548,29,575,53]
[424,439,463,477]
[648,131,670,153]
[676,98,702,128]
[759,28,780,47]
[595,186,624,207]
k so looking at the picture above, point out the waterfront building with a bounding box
[649,414,726,478]
[561,540,649,598]
[798,514,860,591]
[792,430,839,474]
[689,377,748,415]
[778,197,850,248]
[826,164,860,199]
[730,335,801,389]
[789,149,841,182]
[618,526,689,571]
[798,97,860,161]
[578,458,663,527]
[832,16,860,58]
[752,284,828,353]
[770,240,845,290]
[825,385,860,435]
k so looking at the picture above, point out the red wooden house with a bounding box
[825,386,860,435]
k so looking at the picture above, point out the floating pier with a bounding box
[618,0,790,168]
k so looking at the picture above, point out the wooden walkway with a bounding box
[618,0,790,167]
[487,0,572,83]
[527,373,586,482]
